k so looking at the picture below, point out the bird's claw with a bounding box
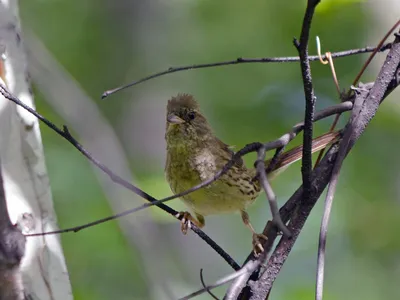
[176,211,193,235]
[252,233,268,256]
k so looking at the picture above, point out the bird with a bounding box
[165,93,339,252]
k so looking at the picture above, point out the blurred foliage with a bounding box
[19,0,400,299]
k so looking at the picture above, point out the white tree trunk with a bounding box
[0,0,72,299]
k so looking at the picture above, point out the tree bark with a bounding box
[0,1,72,299]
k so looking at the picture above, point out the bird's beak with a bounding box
[167,114,185,124]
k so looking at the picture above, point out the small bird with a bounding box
[165,94,338,251]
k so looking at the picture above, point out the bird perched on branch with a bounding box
[165,94,339,252]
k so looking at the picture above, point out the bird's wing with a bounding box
[266,130,341,177]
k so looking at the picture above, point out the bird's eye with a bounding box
[188,111,196,120]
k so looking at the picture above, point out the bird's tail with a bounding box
[265,131,341,178]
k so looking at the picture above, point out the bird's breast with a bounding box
[193,148,217,181]
[165,145,260,216]
[165,146,216,192]
[165,144,201,193]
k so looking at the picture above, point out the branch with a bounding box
[199,269,219,300]
[255,147,291,237]
[101,43,392,98]
[295,0,321,199]
[179,261,261,300]
[351,19,400,87]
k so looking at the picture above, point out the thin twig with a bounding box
[315,143,347,300]
[351,19,400,88]
[101,43,392,99]
[315,18,400,167]
[225,232,272,300]
[0,83,241,271]
[256,147,291,237]
[316,37,341,95]
[179,261,260,300]
[199,269,219,300]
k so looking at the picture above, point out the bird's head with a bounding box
[165,94,213,147]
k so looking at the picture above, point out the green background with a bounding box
[19,0,400,299]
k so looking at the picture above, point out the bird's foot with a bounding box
[241,210,268,255]
[176,211,192,234]
[252,232,268,256]
[176,211,204,234]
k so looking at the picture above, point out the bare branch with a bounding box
[199,269,219,300]
[295,0,321,199]
[179,261,260,300]
[225,246,271,300]
[102,43,392,99]
[255,147,291,237]
[351,19,400,87]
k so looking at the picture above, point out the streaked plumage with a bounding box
[165,94,339,250]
